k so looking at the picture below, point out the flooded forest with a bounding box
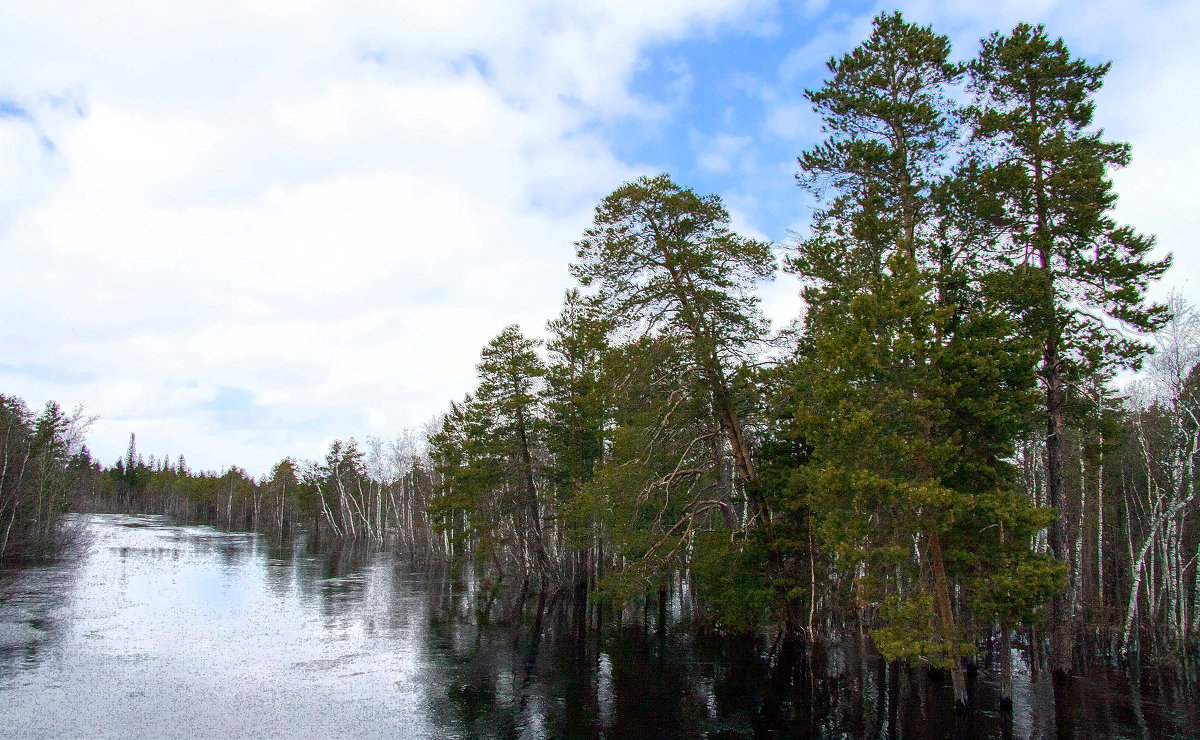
[2,13,1198,738]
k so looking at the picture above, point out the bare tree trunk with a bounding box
[1046,364,1073,675]
[1000,624,1014,710]
[317,484,343,539]
[1072,445,1087,618]
[1192,535,1200,634]
[927,531,968,710]
[1097,428,1105,612]
[0,505,17,561]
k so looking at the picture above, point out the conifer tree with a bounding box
[969,23,1172,674]
[789,12,1059,708]
[582,334,721,601]
[545,290,610,494]
[428,395,499,570]
[796,10,962,267]
[571,174,774,525]
[474,325,551,579]
[545,290,612,593]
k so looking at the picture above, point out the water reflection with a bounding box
[0,515,1196,738]
[0,515,444,738]
[0,564,74,677]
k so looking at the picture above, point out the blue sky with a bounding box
[1,0,1195,475]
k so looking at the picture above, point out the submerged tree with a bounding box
[264,457,302,537]
[428,395,489,569]
[426,325,555,585]
[545,290,612,604]
[789,12,1060,708]
[969,23,1172,673]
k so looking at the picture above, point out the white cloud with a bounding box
[764,102,810,140]
[696,132,754,173]
[0,0,770,473]
[2,0,1195,475]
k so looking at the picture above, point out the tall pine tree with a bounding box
[789,12,1059,708]
[571,174,775,525]
[969,23,1172,674]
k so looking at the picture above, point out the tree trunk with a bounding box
[1046,364,1073,675]
[927,531,968,711]
[999,624,1014,711]
[1097,429,1105,612]
[661,251,767,526]
[515,408,550,578]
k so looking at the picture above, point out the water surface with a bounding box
[1,515,450,738]
[1,515,1195,738]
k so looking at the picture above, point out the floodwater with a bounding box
[0,515,1196,738]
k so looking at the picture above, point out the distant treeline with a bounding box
[84,432,439,556]
[7,12,1197,713]
[0,396,98,560]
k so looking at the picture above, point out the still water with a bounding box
[0,515,1196,738]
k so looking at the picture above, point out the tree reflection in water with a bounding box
[0,515,1195,738]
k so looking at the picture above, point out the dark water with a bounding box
[0,515,1196,738]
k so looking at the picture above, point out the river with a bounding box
[0,515,1195,738]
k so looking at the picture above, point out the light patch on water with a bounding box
[596,651,613,726]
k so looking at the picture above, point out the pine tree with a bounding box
[796,10,962,265]
[788,12,1060,708]
[582,333,721,603]
[544,290,612,596]
[571,174,775,524]
[969,22,1172,674]
[428,395,493,570]
[545,289,609,494]
[474,325,551,579]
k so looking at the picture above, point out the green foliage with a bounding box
[581,336,716,594]
[798,11,963,262]
[43,14,1174,680]
[428,395,503,568]
[427,325,553,577]
[475,325,546,456]
[872,593,969,667]
[544,289,609,499]
[786,12,1063,673]
[968,22,1172,376]
[571,173,774,357]
[572,172,775,535]
[690,529,774,631]
[0,394,98,560]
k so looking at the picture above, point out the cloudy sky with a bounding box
[2,0,1195,475]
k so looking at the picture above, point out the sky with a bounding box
[2,0,1196,476]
